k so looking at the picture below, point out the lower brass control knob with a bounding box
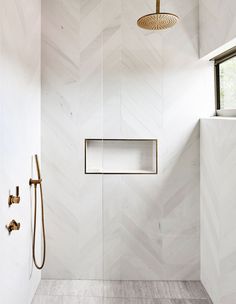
[6,220,20,234]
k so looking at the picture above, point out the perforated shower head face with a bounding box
[137,13,179,30]
[137,0,179,30]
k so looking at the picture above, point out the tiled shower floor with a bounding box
[32,280,212,304]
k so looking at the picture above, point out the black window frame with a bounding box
[214,47,236,111]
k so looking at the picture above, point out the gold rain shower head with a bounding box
[137,0,179,30]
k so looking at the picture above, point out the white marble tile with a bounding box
[0,0,41,304]
[201,118,236,304]
[42,0,104,280]
[42,0,214,281]
[199,0,236,57]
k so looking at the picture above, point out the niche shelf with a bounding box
[85,139,158,175]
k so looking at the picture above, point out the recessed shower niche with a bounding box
[85,139,158,174]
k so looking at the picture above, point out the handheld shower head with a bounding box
[30,154,46,270]
[137,0,179,30]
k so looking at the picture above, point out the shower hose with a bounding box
[31,155,46,270]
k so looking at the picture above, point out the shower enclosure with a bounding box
[41,0,164,283]
[39,0,206,302]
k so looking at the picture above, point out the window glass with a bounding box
[219,56,236,109]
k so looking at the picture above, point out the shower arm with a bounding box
[156,0,160,13]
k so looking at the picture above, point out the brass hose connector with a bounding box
[29,178,42,186]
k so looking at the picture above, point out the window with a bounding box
[215,48,236,115]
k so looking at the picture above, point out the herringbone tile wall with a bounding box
[41,0,214,280]
[199,0,236,57]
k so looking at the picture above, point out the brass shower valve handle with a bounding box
[6,220,21,234]
[8,186,20,206]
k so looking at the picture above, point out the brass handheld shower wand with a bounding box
[29,155,46,270]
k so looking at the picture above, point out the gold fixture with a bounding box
[29,178,42,186]
[6,220,20,234]
[137,0,179,30]
[29,155,46,270]
[8,186,20,206]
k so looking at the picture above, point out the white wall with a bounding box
[199,0,236,57]
[42,0,214,280]
[0,1,41,303]
[201,118,236,304]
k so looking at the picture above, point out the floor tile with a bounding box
[32,295,103,304]
[122,281,154,298]
[36,280,103,297]
[103,281,210,300]
[33,280,212,304]
[171,300,212,304]
[151,282,210,299]
[32,298,212,304]
[104,299,172,304]
[36,280,54,295]
[103,281,123,298]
